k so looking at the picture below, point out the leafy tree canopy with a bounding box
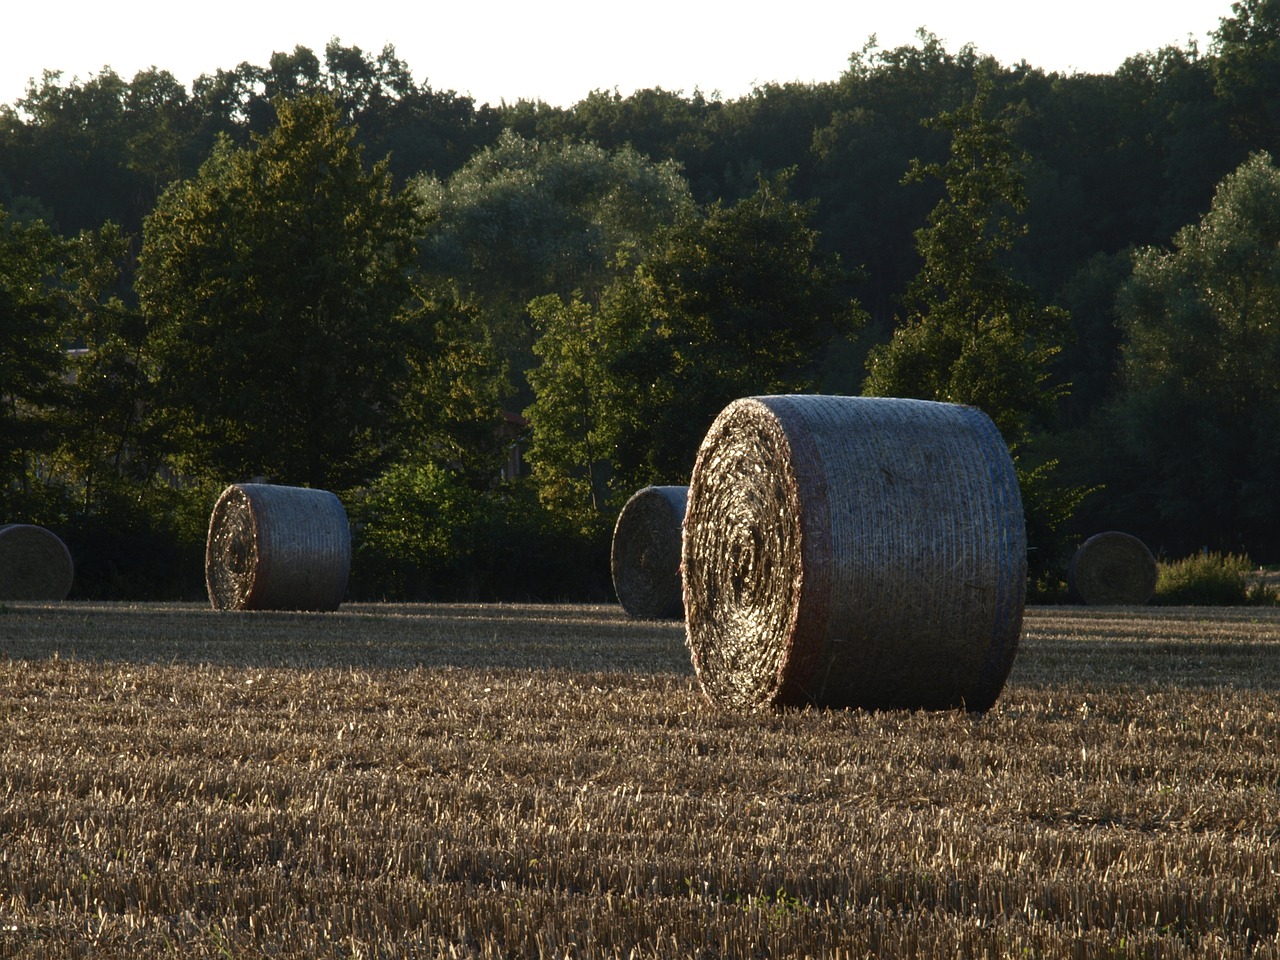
[414,130,695,402]
[137,94,423,490]
[607,170,863,490]
[1105,150,1280,556]
[863,78,1069,442]
[0,206,68,509]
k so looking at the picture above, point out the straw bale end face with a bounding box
[0,524,75,601]
[682,395,1027,713]
[206,483,351,612]
[1068,531,1157,606]
[611,485,688,619]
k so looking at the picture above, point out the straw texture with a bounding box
[205,484,351,611]
[682,395,1026,712]
[1068,531,1157,606]
[611,485,688,619]
[0,524,74,600]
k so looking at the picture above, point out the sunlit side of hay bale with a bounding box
[682,395,1026,712]
[611,485,688,619]
[205,483,351,611]
[1068,531,1158,606]
[0,524,75,600]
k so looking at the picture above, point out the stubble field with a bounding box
[1,601,1278,958]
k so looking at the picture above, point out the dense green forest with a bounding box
[4,1,1280,602]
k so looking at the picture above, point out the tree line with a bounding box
[4,1,1280,601]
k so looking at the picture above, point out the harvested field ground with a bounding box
[1,602,1278,958]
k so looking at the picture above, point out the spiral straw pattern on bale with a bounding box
[205,484,351,611]
[0,524,75,601]
[1068,531,1158,606]
[682,395,1026,712]
[611,485,689,619]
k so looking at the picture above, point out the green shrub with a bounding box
[1153,551,1277,606]
[347,462,612,602]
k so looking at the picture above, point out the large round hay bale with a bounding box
[1068,531,1157,606]
[0,524,74,600]
[682,395,1026,712]
[611,485,688,619]
[205,483,350,611]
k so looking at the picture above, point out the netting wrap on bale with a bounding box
[1068,531,1157,606]
[206,483,351,611]
[611,485,689,619]
[682,395,1026,712]
[0,524,74,600]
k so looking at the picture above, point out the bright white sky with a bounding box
[5,0,1238,109]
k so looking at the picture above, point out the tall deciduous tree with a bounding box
[863,79,1068,440]
[0,206,67,515]
[137,94,422,490]
[57,223,159,510]
[414,131,694,401]
[607,171,861,491]
[1106,151,1280,557]
[1212,0,1280,155]
[862,79,1078,587]
[524,293,638,519]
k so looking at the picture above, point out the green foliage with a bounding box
[59,480,216,600]
[398,283,513,488]
[863,78,1069,441]
[1212,0,1280,155]
[8,29,1280,597]
[525,294,635,519]
[1018,457,1093,600]
[55,223,162,510]
[861,79,1082,587]
[607,171,863,490]
[348,462,610,602]
[0,206,67,515]
[1104,151,1280,557]
[1051,250,1133,426]
[0,205,213,599]
[1153,551,1277,606]
[414,131,694,401]
[137,95,423,490]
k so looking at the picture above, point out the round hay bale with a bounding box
[682,395,1026,712]
[0,524,74,600]
[611,485,688,619]
[1068,531,1157,606]
[205,483,350,611]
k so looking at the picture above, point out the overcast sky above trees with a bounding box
[6,0,1235,108]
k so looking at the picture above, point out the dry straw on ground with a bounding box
[0,523,74,600]
[205,483,350,612]
[682,395,1026,712]
[1068,531,1158,606]
[611,485,688,620]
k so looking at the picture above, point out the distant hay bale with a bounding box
[1068,531,1157,606]
[205,483,350,611]
[611,485,688,619]
[0,524,74,601]
[682,395,1026,712]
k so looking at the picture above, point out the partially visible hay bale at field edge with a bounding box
[0,523,74,600]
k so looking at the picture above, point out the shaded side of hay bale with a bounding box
[205,484,350,611]
[0,524,75,600]
[611,485,688,619]
[1068,531,1157,606]
[682,395,1026,712]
